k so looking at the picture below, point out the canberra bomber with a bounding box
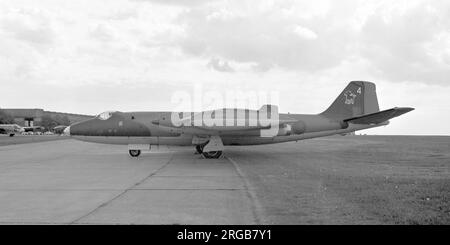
[64,81,414,158]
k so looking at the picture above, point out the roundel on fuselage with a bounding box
[97,111,116,120]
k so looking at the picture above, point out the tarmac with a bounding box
[0,138,258,224]
[0,135,449,224]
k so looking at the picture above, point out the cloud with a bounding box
[176,1,351,72]
[358,1,450,85]
[90,23,117,42]
[0,8,55,48]
[0,7,59,80]
[207,57,235,72]
[132,0,214,7]
[293,25,318,40]
[164,0,450,86]
[107,9,138,20]
[1,0,448,88]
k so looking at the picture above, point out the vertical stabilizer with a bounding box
[321,81,380,120]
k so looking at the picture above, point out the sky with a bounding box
[0,0,449,135]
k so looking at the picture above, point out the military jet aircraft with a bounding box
[64,81,414,158]
[0,124,24,137]
[53,125,68,135]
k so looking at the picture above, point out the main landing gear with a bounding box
[195,144,204,154]
[129,149,141,157]
[195,136,224,159]
[202,151,223,159]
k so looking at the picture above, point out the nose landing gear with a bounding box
[129,149,141,157]
[128,144,150,158]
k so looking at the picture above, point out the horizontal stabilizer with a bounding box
[344,107,414,124]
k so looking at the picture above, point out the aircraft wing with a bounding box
[153,115,299,135]
[187,118,299,131]
[343,107,414,125]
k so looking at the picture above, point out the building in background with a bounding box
[2,109,93,127]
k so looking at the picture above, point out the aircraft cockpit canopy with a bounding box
[97,111,116,120]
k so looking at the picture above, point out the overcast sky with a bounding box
[0,0,449,135]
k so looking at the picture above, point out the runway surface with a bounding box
[0,135,68,146]
[0,136,449,224]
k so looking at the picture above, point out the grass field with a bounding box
[228,136,450,224]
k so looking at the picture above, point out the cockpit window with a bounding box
[97,111,115,120]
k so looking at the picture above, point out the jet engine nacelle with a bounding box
[291,121,306,134]
[278,121,307,136]
[277,124,292,136]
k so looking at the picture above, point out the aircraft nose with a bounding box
[63,126,70,136]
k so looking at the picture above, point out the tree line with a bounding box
[40,114,71,131]
[0,109,14,124]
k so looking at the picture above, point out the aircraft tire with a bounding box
[129,150,141,157]
[195,145,204,154]
[202,151,223,159]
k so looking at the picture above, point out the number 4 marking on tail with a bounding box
[357,87,362,94]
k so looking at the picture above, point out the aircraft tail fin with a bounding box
[321,81,380,120]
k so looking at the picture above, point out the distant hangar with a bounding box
[2,108,93,127]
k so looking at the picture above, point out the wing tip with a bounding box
[393,107,415,113]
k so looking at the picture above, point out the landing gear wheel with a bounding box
[195,144,204,154]
[129,150,141,157]
[202,151,223,159]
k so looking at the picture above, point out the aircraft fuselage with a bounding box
[68,111,385,146]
